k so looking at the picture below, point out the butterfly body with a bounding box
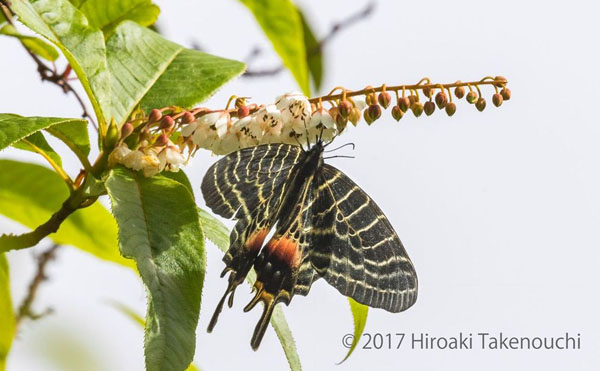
[201,142,417,350]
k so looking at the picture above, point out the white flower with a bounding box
[122,150,144,170]
[233,116,261,147]
[213,130,242,155]
[275,92,311,133]
[256,104,283,136]
[181,121,200,137]
[109,142,132,165]
[308,108,336,143]
[353,97,367,111]
[158,145,186,172]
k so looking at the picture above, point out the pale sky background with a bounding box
[2,0,600,370]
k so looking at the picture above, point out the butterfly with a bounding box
[201,140,418,350]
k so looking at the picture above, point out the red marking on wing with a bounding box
[265,237,301,268]
[245,229,268,252]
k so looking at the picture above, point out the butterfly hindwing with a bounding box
[310,163,418,312]
[245,179,318,349]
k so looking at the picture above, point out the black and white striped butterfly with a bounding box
[201,141,417,349]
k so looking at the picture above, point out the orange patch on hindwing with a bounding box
[265,237,301,268]
[246,229,268,252]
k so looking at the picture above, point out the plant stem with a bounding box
[308,79,506,104]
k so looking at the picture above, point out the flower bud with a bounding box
[160,116,174,130]
[454,86,465,99]
[492,93,503,107]
[149,109,162,123]
[408,95,418,105]
[338,100,352,118]
[366,94,376,106]
[445,102,457,116]
[182,111,195,124]
[411,102,424,117]
[422,86,433,99]
[121,122,134,139]
[349,107,362,126]
[104,119,119,149]
[501,88,511,100]
[377,92,392,109]
[494,76,507,88]
[368,104,382,121]
[363,108,374,125]
[155,133,169,147]
[435,92,448,109]
[328,106,340,121]
[391,105,404,121]
[476,97,486,111]
[235,97,247,108]
[398,97,411,112]
[424,101,436,116]
[140,128,151,141]
[335,114,348,132]
[237,105,250,118]
[466,91,477,104]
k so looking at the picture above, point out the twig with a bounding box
[0,3,97,130]
[243,1,376,78]
[16,244,61,325]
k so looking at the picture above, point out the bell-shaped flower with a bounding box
[158,145,186,172]
[275,92,311,135]
[307,107,336,143]
[256,104,283,136]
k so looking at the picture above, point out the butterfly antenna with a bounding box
[324,142,356,152]
[323,155,355,160]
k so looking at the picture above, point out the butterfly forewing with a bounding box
[201,143,302,219]
[310,163,417,312]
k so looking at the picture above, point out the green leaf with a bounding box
[0,254,15,371]
[12,131,62,166]
[106,22,245,123]
[106,167,205,371]
[46,117,91,157]
[79,0,159,37]
[197,208,229,252]
[0,113,87,152]
[0,160,133,268]
[200,210,301,371]
[139,49,245,114]
[109,301,201,371]
[10,0,112,126]
[239,0,309,95]
[0,24,59,61]
[338,298,368,364]
[297,8,323,93]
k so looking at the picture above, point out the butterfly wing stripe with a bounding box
[201,143,302,219]
[310,163,418,313]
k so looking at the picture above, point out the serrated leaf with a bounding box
[79,0,159,37]
[139,49,245,113]
[239,0,309,95]
[46,117,91,156]
[108,301,201,371]
[12,131,62,166]
[106,22,245,123]
[0,23,59,61]
[106,167,205,371]
[201,210,301,371]
[0,160,133,268]
[297,8,323,93]
[0,114,87,152]
[0,254,15,371]
[10,0,112,126]
[197,208,229,252]
[338,298,368,364]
